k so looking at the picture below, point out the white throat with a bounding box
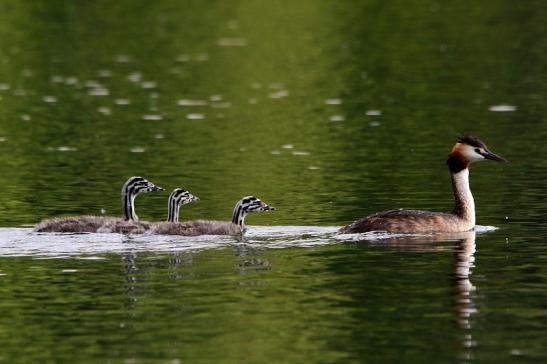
[451,168,475,225]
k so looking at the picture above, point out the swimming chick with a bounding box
[339,135,506,234]
[35,176,164,233]
[151,196,274,235]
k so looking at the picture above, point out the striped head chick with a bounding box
[231,196,275,227]
[167,188,200,222]
[122,176,165,221]
[447,135,506,173]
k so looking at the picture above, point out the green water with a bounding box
[1,1,547,363]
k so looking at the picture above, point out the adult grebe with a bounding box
[35,176,164,233]
[152,196,275,235]
[339,135,506,234]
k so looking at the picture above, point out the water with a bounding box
[1,0,547,362]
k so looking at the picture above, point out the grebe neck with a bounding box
[122,189,138,221]
[232,202,247,227]
[451,168,475,225]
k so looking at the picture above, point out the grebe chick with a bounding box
[152,196,274,235]
[167,188,200,223]
[339,135,506,234]
[35,176,164,233]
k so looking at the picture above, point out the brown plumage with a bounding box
[35,216,108,233]
[340,135,506,234]
[152,220,242,236]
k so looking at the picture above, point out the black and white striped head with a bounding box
[232,196,275,226]
[447,135,506,173]
[167,188,199,222]
[121,176,164,221]
[123,176,164,196]
[169,188,199,207]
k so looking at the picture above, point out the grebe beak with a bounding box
[483,150,507,162]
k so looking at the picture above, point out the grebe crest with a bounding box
[167,188,199,222]
[340,135,506,234]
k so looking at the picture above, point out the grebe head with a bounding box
[447,135,506,172]
[232,196,275,226]
[124,176,165,195]
[167,188,199,222]
[169,188,200,206]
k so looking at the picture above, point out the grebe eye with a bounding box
[474,148,481,153]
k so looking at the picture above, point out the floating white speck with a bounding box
[270,150,281,155]
[177,99,207,106]
[0,83,10,91]
[142,114,163,121]
[269,83,284,89]
[51,76,64,83]
[292,151,310,156]
[0,273,7,276]
[154,133,164,139]
[176,54,190,63]
[248,98,257,104]
[13,89,27,96]
[115,99,131,105]
[65,77,78,86]
[251,82,262,89]
[116,55,131,63]
[97,69,112,78]
[282,144,293,149]
[217,37,247,47]
[489,105,516,112]
[325,98,342,105]
[62,269,78,273]
[211,102,231,108]
[369,121,381,127]
[366,110,382,116]
[97,107,111,115]
[85,80,102,88]
[88,88,109,96]
[186,113,205,120]
[195,53,209,62]
[43,96,58,103]
[130,147,145,153]
[269,90,289,99]
[210,95,223,101]
[141,81,157,89]
[57,146,77,152]
[149,92,159,99]
[21,114,31,121]
[330,115,345,122]
[0,137,6,142]
[127,72,142,83]
[308,166,320,170]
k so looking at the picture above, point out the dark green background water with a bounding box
[1,1,546,363]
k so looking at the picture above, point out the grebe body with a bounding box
[35,176,163,233]
[339,136,505,234]
[152,196,274,235]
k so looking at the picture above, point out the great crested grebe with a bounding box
[151,196,275,235]
[339,135,506,234]
[35,176,164,233]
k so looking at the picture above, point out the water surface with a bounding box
[1,0,546,363]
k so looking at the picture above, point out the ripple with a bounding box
[177,99,207,106]
[325,98,342,105]
[186,113,205,120]
[489,104,516,112]
[142,114,163,121]
[217,37,247,47]
[330,115,345,122]
[43,96,58,103]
